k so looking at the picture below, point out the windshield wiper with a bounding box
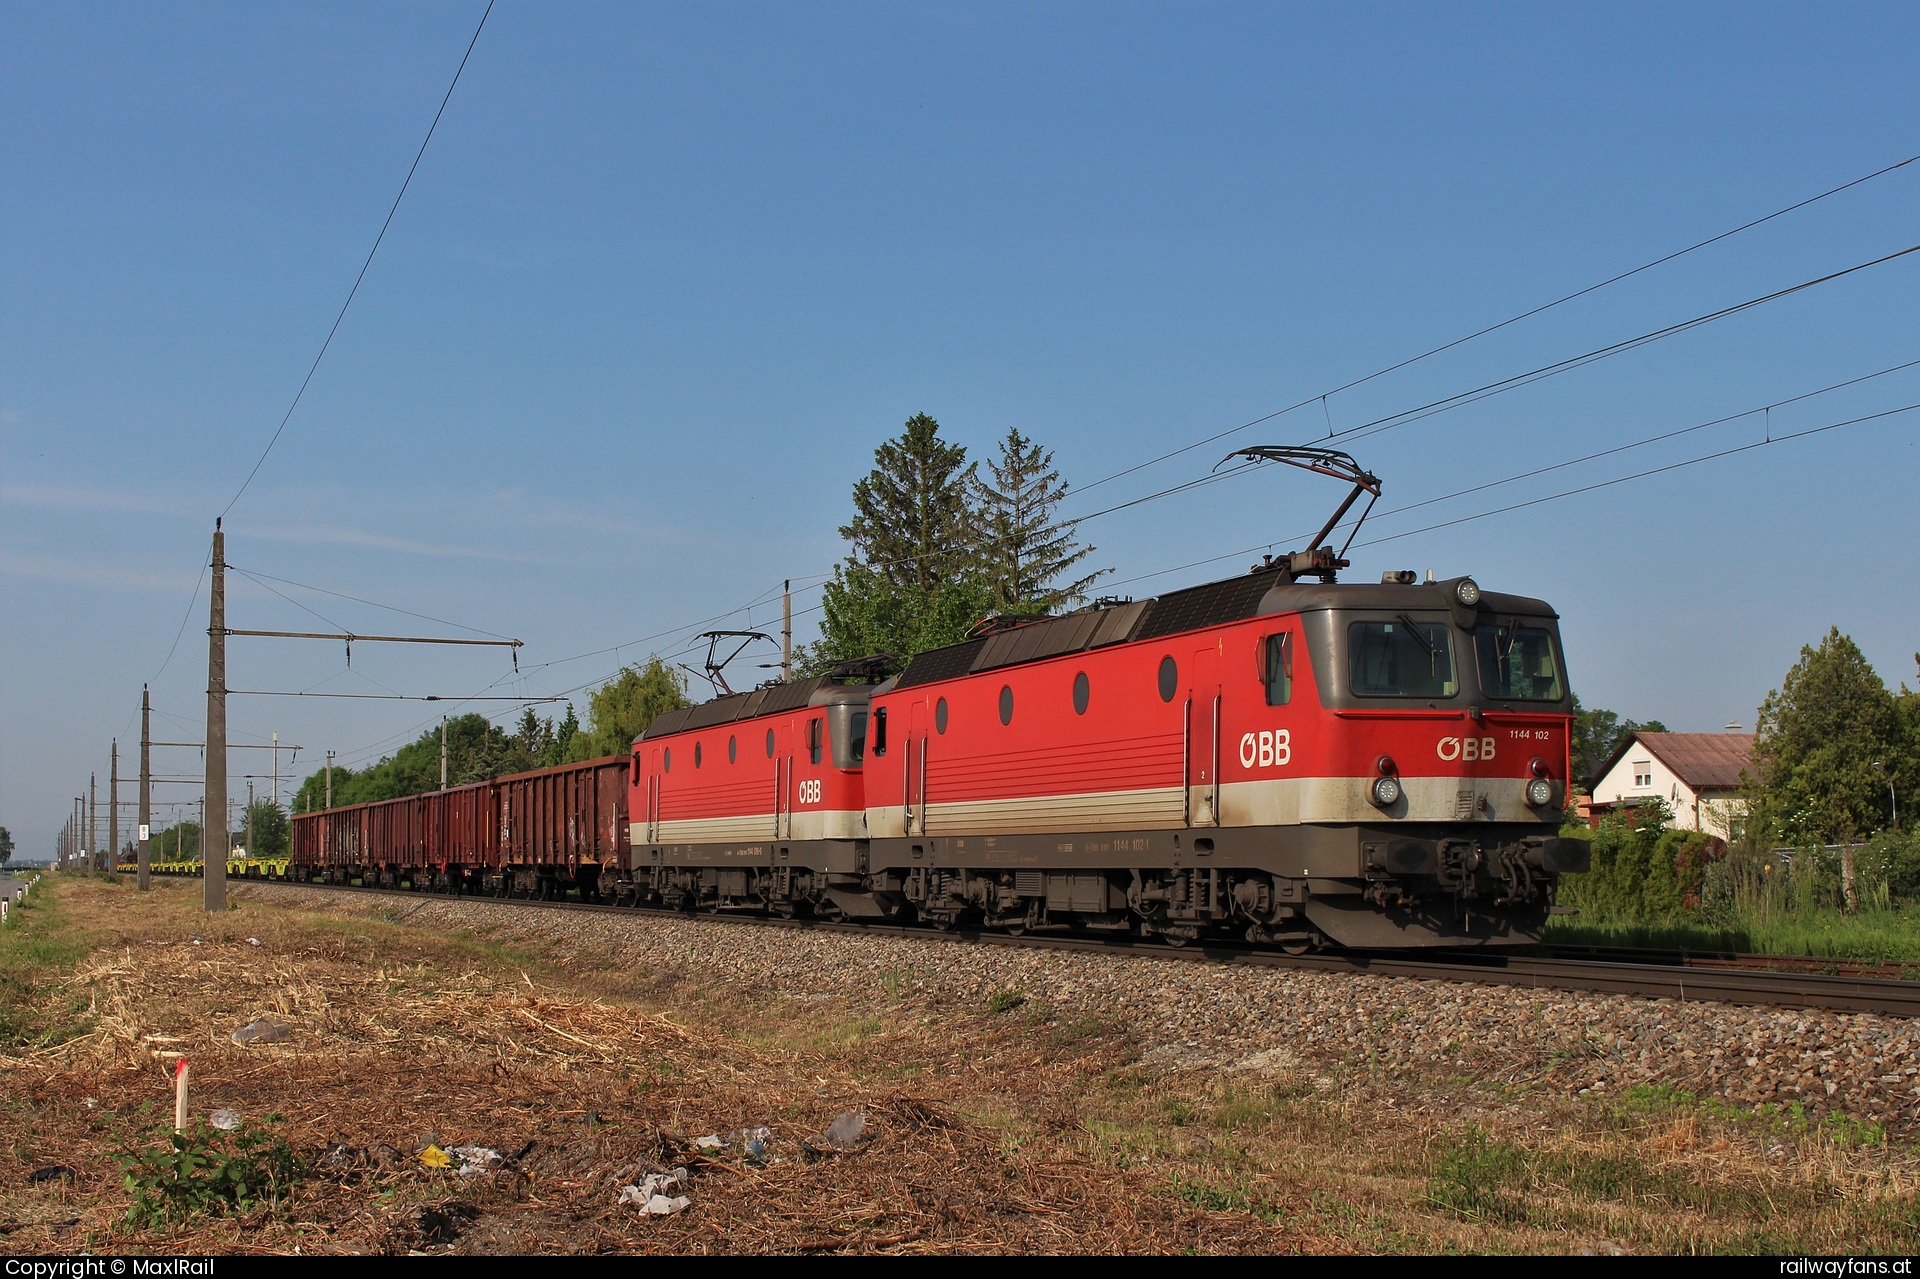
[1397,613,1436,656]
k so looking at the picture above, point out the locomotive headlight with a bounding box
[1454,578,1481,607]
[1370,775,1403,808]
[1526,777,1555,807]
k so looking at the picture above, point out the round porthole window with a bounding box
[999,685,1014,725]
[1073,671,1090,715]
[728,735,737,763]
[663,747,672,772]
[1158,656,1178,703]
[935,697,949,733]
[694,741,702,768]
[766,728,775,757]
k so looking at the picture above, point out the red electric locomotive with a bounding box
[626,449,1588,948]
[293,447,1589,949]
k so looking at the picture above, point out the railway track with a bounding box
[235,876,1920,1020]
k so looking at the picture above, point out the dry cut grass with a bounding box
[1,874,1916,1255]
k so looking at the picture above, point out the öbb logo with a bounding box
[1237,729,1292,769]
[1438,737,1497,762]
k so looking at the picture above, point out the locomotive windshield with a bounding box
[1473,622,1564,701]
[1347,618,1458,698]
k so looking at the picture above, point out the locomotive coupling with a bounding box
[1365,834,1589,878]
[1524,837,1590,875]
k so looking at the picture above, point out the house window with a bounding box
[1632,762,1652,788]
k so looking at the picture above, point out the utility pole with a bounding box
[110,740,120,877]
[782,580,792,682]
[89,772,97,872]
[138,686,152,890]
[246,781,255,859]
[325,751,334,809]
[440,717,448,791]
[204,520,228,912]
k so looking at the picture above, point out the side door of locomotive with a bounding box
[1190,643,1222,826]
[905,700,928,834]
[776,721,794,839]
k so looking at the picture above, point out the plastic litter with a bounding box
[735,1127,771,1160]
[419,1145,454,1169]
[209,1108,242,1131]
[446,1145,505,1178]
[617,1166,690,1214]
[27,1165,77,1184]
[692,1125,772,1160]
[245,937,261,947]
[230,1017,293,1045]
[806,1110,867,1153]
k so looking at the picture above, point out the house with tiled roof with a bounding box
[1588,731,1755,837]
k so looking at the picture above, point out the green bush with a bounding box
[1558,806,1722,925]
[118,1117,301,1226]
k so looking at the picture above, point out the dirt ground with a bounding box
[3,874,1917,1255]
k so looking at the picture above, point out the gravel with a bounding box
[240,884,1920,1134]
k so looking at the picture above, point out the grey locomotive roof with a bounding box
[643,565,1561,734]
[892,568,1557,690]
[638,672,877,741]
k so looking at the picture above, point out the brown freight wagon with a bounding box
[496,756,631,898]
[291,756,630,898]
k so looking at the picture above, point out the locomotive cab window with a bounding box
[1348,618,1458,699]
[807,717,823,765]
[1473,622,1564,701]
[1261,633,1292,706]
[831,705,868,768]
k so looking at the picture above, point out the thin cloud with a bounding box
[0,551,202,594]
[245,523,550,563]
[0,482,194,517]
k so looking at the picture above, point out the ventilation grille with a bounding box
[1133,566,1287,640]
[895,638,989,689]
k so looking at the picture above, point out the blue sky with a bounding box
[4,2,1917,858]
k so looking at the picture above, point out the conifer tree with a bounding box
[814,414,991,666]
[972,427,1105,616]
[839,413,977,592]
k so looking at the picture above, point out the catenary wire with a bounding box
[219,0,494,519]
[1068,151,1920,500]
[226,565,519,640]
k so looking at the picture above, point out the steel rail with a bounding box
[224,877,1920,1019]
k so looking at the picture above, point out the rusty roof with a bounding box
[1626,732,1755,791]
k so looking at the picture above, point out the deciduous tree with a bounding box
[1752,628,1902,845]
[567,657,690,760]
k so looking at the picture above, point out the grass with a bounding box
[1548,906,1920,963]
[4,873,1920,1255]
[0,876,93,1050]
